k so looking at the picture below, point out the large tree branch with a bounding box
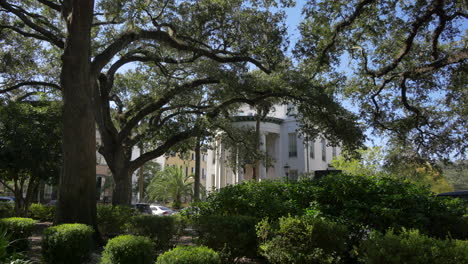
[92,29,271,75]
[369,2,438,77]
[318,0,376,66]
[129,128,201,172]
[35,0,61,12]
[410,49,468,76]
[117,78,220,142]
[104,53,201,94]
[0,25,52,42]
[0,0,64,48]
[0,81,61,94]
[94,75,119,143]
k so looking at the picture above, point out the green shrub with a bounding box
[0,217,36,252]
[156,246,220,264]
[194,215,258,263]
[100,235,155,264]
[42,223,94,264]
[0,203,14,218]
[28,203,55,222]
[126,214,180,250]
[257,215,348,264]
[97,204,136,237]
[310,174,468,239]
[358,229,468,264]
[199,174,467,241]
[198,180,311,219]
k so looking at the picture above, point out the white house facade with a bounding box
[205,104,341,191]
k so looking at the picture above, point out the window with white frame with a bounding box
[288,133,297,157]
[310,140,315,159]
[321,138,326,162]
[332,146,337,158]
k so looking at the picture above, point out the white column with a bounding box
[260,133,267,179]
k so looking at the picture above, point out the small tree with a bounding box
[0,101,62,215]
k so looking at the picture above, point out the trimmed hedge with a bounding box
[0,203,14,219]
[42,223,94,264]
[100,235,155,264]
[358,229,468,264]
[28,203,55,222]
[257,216,348,264]
[194,215,258,263]
[126,215,178,250]
[0,217,36,252]
[97,204,136,237]
[156,246,220,264]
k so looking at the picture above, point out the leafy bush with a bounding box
[42,223,94,264]
[28,203,55,222]
[257,215,348,264]
[156,246,220,264]
[97,204,136,237]
[100,235,155,264]
[194,215,258,263]
[0,217,36,252]
[358,229,468,264]
[197,180,311,219]
[0,203,14,218]
[199,174,467,240]
[309,174,468,239]
[126,214,179,250]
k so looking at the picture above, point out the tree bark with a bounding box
[112,169,133,205]
[100,143,134,206]
[56,0,97,227]
[194,137,201,201]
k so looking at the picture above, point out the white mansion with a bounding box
[205,104,341,190]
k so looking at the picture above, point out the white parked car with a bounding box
[150,205,175,216]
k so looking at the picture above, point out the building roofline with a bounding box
[231,115,283,124]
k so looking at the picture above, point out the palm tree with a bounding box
[146,166,193,208]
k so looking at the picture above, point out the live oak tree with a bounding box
[0,0,295,214]
[0,0,367,221]
[296,0,467,161]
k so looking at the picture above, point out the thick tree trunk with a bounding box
[56,0,97,227]
[111,168,133,206]
[194,138,201,201]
